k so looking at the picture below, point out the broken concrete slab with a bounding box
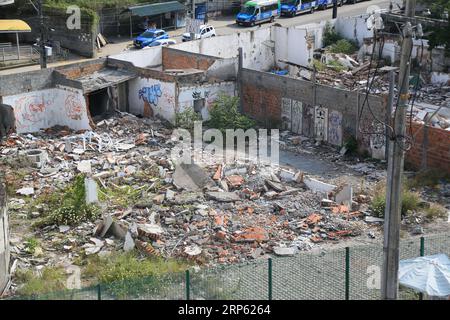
[77,160,92,174]
[273,247,298,256]
[16,187,34,196]
[137,223,164,240]
[206,192,240,203]
[335,185,353,208]
[184,245,202,256]
[265,180,286,192]
[84,178,98,204]
[173,163,214,191]
[304,177,336,194]
[123,232,135,252]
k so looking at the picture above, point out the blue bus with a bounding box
[316,0,343,10]
[281,0,317,17]
[236,0,281,27]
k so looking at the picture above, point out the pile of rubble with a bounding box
[0,113,402,286]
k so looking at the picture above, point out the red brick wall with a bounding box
[162,48,217,70]
[406,122,450,173]
[242,82,282,126]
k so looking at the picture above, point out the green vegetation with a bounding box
[418,0,450,56]
[327,60,346,72]
[16,267,67,297]
[323,22,342,47]
[329,39,358,55]
[207,94,256,133]
[82,252,190,299]
[33,175,100,227]
[98,184,142,208]
[370,181,421,218]
[175,107,202,130]
[424,203,448,221]
[24,237,40,255]
[312,59,326,72]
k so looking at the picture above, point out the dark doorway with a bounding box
[88,88,109,121]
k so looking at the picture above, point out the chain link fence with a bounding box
[8,232,450,300]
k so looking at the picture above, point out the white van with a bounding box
[182,25,216,42]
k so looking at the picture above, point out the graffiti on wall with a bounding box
[281,98,303,134]
[14,95,51,127]
[314,106,328,142]
[65,94,84,120]
[328,110,343,146]
[370,121,386,160]
[139,84,163,107]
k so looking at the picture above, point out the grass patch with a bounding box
[312,59,326,72]
[16,267,67,297]
[33,175,100,227]
[82,252,190,299]
[98,184,142,208]
[424,203,448,221]
[370,181,421,218]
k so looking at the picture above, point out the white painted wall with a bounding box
[171,28,274,71]
[110,47,162,68]
[178,82,236,120]
[274,23,325,69]
[335,15,373,46]
[128,77,176,123]
[3,87,91,134]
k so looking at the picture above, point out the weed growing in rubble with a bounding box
[98,184,142,208]
[207,94,256,134]
[34,175,100,227]
[16,267,67,297]
[82,252,190,299]
[424,203,448,221]
[24,237,40,255]
[329,39,358,55]
[371,181,422,218]
[176,107,202,130]
[323,22,341,47]
[327,60,346,72]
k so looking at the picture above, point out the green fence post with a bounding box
[268,258,273,301]
[345,247,350,300]
[97,284,102,301]
[419,237,425,300]
[185,270,190,300]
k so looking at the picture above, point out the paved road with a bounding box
[211,0,397,36]
[0,0,399,75]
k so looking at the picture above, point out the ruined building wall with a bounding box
[406,122,450,174]
[162,48,219,71]
[0,183,10,295]
[2,87,92,134]
[241,68,387,157]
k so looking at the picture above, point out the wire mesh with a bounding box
[8,232,450,300]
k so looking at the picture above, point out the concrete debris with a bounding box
[273,246,298,256]
[3,111,445,288]
[16,187,34,196]
[206,191,240,202]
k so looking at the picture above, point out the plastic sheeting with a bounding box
[399,254,450,297]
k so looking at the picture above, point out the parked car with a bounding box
[182,25,216,42]
[134,29,168,49]
[147,39,177,47]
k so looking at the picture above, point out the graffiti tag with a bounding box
[139,84,163,107]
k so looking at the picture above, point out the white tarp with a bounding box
[399,254,450,297]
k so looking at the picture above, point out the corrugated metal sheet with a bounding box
[127,1,186,17]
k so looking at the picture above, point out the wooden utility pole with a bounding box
[381,0,415,300]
